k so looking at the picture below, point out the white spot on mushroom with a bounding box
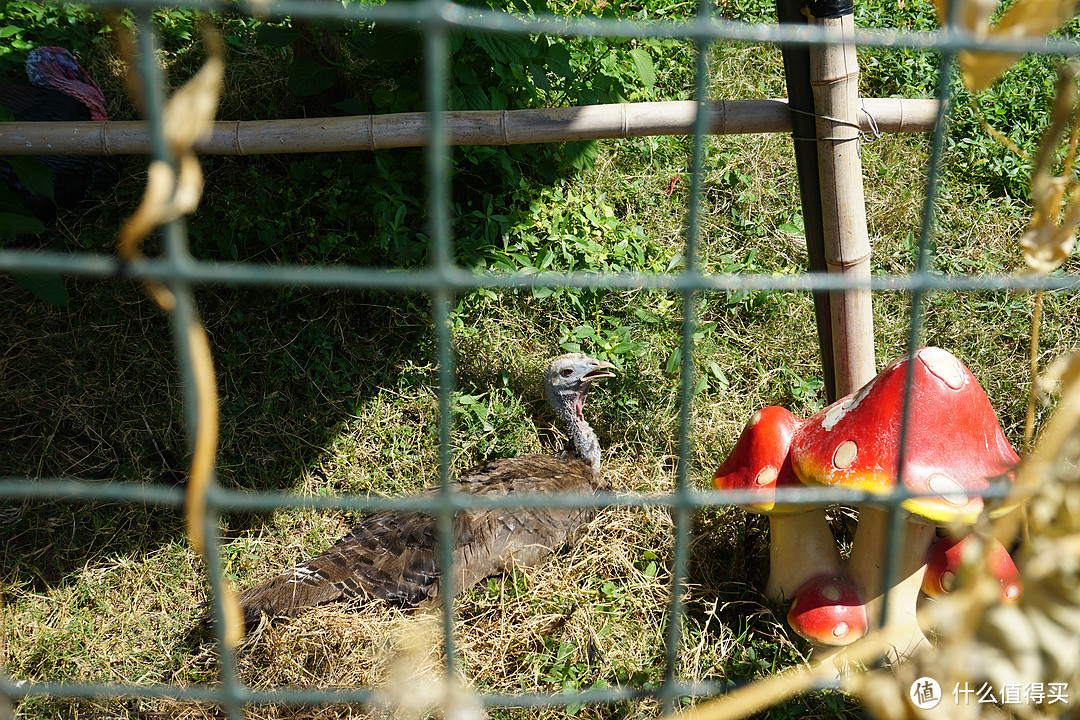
[755,466,778,486]
[748,410,763,427]
[1004,583,1020,601]
[941,571,956,593]
[927,472,969,507]
[832,622,850,639]
[820,582,841,603]
[832,440,858,469]
[919,347,966,390]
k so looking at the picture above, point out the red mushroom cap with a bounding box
[790,347,1019,524]
[922,534,1021,602]
[786,576,868,646]
[713,407,806,514]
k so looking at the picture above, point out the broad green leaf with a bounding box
[453,62,479,86]
[629,47,656,89]
[371,88,397,110]
[12,272,68,307]
[0,182,27,211]
[0,211,47,239]
[287,58,335,97]
[459,84,490,111]
[564,140,598,171]
[8,156,54,199]
[472,33,532,65]
[544,44,573,81]
[529,63,551,92]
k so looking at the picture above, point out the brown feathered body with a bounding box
[231,354,614,624]
[235,454,606,620]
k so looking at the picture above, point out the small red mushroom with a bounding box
[787,576,868,646]
[923,533,1021,602]
[713,407,845,606]
[790,347,1020,655]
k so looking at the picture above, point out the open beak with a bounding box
[583,360,616,381]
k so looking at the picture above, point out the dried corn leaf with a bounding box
[112,29,242,649]
[934,0,1079,91]
[1019,64,1080,273]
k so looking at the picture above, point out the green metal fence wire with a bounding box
[0,0,1078,717]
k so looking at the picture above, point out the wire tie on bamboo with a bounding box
[621,102,629,138]
[367,114,376,150]
[501,109,510,145]
[859,103,882,143]
[99,120,111,156]
[787,106,863,143]
[233,121,244,156]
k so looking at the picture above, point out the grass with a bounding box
[2,0,1080,718]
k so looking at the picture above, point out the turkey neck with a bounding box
[547,383,602,480]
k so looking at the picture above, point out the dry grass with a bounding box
[5,456,785,720]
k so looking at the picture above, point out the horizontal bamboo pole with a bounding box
[0,97,937,156]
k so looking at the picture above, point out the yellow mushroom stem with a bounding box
[765,508,844,604]
[844,506,935,659]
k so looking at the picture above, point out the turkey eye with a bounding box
[561,368,574,377]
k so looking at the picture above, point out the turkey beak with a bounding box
[583,360,616,382]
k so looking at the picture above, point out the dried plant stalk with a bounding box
[933,0,1079,91]
[112,29,242,648]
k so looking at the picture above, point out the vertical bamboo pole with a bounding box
[808,10,875,395]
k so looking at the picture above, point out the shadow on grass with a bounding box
[0,275,434,591]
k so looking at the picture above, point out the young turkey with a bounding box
[0,46,110,224]
[225,353,615,625]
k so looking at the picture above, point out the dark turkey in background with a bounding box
[0,46,111,234]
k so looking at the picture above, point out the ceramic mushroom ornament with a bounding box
[923,533,1021,602]
[713,407,868,645]
[790,347,1020,656]
[787,576,868,646]
[713,407,842,603]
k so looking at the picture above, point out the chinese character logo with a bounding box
[910,677,942,709]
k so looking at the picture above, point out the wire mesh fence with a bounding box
[1,0,1078,718]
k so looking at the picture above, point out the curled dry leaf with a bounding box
[933,0,1078,92]
[117,156,206,310]
[117,33,223,271]
[113,29,241,647]
[163,32,224,158]
[1019,63,1080,275]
